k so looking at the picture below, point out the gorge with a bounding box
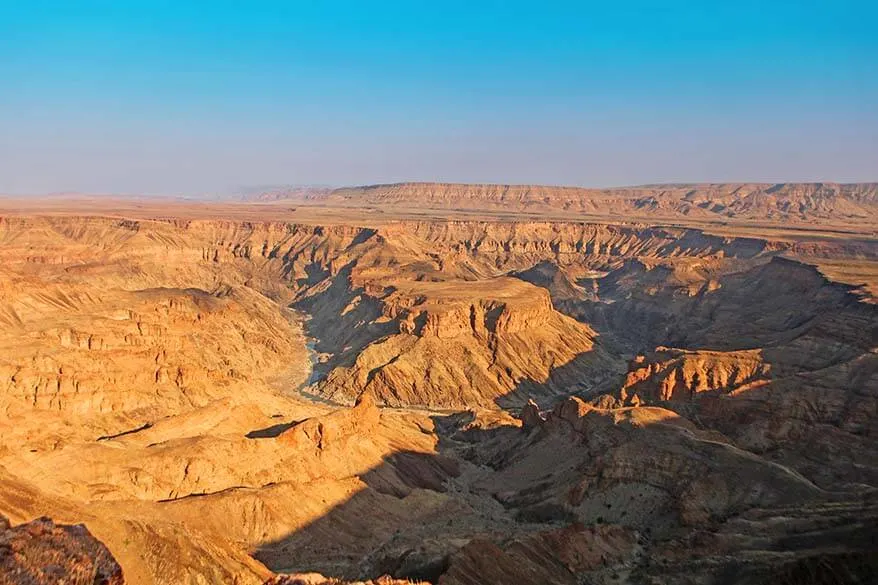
[0,183,876,585]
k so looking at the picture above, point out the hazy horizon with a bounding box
[5,178,878,201]
[2,1,876,195]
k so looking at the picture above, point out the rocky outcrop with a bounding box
[519,399,544,430]
[280,392,381,450]
[619,347,771,403]
[314,278,620,408]
[0,515,124,585]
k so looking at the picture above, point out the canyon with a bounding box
[0,183,876,584]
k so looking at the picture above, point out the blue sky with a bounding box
[1,0,876,194]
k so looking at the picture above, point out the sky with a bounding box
[0,0,876,195]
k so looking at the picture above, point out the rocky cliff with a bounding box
[326,182,878,223]
[312,277,618,408]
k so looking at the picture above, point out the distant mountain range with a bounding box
[252,181,878,224]
[8,181,876,225]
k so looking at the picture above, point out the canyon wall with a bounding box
[0,213,875,585]
[326,182,878,224]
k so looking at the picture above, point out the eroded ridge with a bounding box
[0,213,875,584]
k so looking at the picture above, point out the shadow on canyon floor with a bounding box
[251,404,536,582]
[246,420,303,439]
[251,444,471,582]
[493,347,626,411]
[248,401,878,585]
[293,263,400,383]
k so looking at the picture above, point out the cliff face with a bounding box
[313,278,618,408]
[620,347,771,403]
[327,182,878,223]
[0,287,304,418]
